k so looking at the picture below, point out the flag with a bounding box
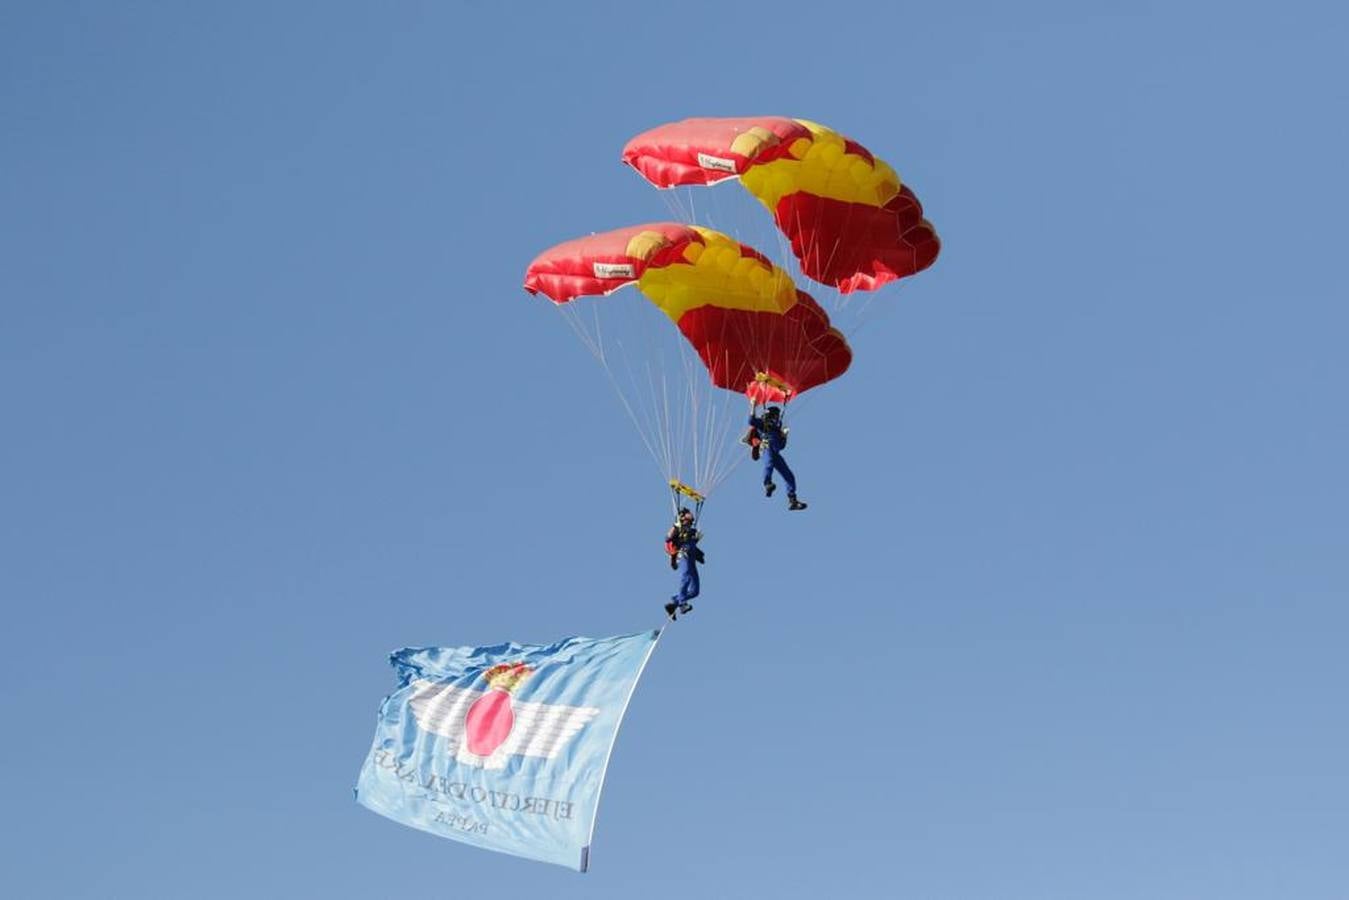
[355,628,661,871]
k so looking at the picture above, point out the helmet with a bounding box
[678,507,693,517]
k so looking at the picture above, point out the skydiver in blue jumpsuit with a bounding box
[748,400,808,510]
[664,507,703,620]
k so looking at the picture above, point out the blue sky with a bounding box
[2,2,1346,897]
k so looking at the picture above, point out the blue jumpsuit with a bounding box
[668,524,701,605]
[749,414,798,497]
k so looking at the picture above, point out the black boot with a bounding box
[664,602,678,620]
[764,482,776,497]
[678,602,694,616]
[788,496,807,511]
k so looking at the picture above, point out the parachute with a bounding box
[524,223,850,499]
[622,117,940,294]
[524,223,851,403]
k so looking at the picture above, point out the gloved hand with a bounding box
[693,548,706,564]
[669,554,678,570]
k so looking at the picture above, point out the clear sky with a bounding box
[3,2,1347,897]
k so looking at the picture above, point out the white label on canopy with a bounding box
[593,262,636,279]
[697,153,738,173]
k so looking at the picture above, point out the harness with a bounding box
[672,523,698,554]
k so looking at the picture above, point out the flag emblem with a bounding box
[409,662,601,770]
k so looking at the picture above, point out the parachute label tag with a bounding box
[696,153,738,173]
[592,262,635,279]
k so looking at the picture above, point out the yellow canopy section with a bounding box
[740,119,902,212]
[637,226,799,323]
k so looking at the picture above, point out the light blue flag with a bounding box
[355,628,662,872]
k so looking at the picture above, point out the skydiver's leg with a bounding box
[773,454,797,496]
[677,563,699,615]
[762,453,776,496]
[675,559,698,603]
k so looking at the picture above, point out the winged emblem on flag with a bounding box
[407,663,600,770]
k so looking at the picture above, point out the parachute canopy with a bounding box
[524,223,851,403]
[622,117,940,293]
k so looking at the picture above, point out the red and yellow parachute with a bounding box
[623,117,940,293]
[524,223,851,404]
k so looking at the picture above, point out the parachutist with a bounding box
[664,507,702,619]
[749,400,807,511]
